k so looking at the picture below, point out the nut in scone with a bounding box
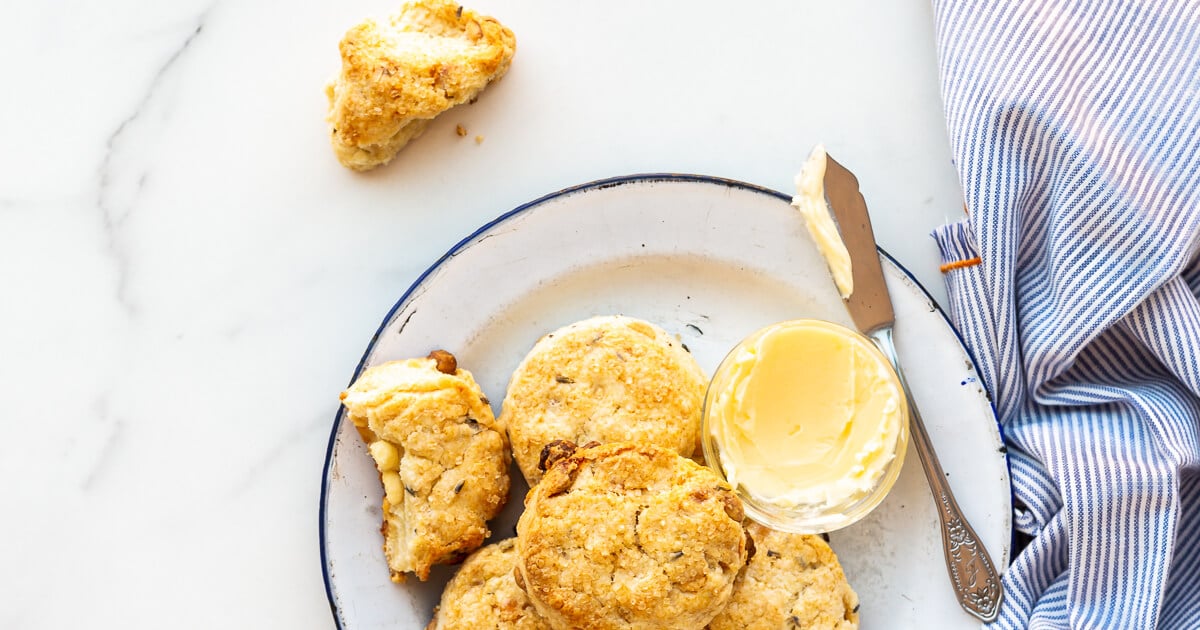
[326,0,516,170]
[515,441,752,630]
[340,351,511,581]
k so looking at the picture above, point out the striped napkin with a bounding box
[928,1,1200,628]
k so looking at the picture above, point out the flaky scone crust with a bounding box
[706,523,859,630]
[500,315,707,484]
[340,356,510,581]
[515,442,750,630]
[427,538,552,630]
[326,0,516,170]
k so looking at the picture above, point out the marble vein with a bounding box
[228,412,330,497]
[96,10,210,314]
[82,418,125,491]
[78,395,126,490]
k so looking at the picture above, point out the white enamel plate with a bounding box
[320,175,1011,629]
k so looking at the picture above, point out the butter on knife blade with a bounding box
[792,144,854,298]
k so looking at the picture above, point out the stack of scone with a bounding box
[340,315,860,629]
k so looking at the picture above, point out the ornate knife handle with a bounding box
[869,326,1003,623]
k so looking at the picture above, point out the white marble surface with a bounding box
[0,1,967,627]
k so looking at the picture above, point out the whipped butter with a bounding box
[792,144,854,299]
[707,319,904,512]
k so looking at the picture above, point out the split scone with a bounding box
[515,441,752,630]
[339,351,510,581]
[426,538,552,630]
[707,523,859,630]
[326,0,517,170]
[500,315,707,484]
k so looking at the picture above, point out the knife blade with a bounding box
[822,154,1004,622]
[821,156,894,334]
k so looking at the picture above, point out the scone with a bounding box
[515,441,752,630]
[500,315,707,484]
[326,0,517,170]
[339,351,510,581]
[707,523,859,630]
[427,538,552,630]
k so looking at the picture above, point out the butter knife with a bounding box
[823,155,1003,622]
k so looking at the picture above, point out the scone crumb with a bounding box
[455,124,468,137]
[475,135,485,144]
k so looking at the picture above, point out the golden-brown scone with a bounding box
[339,351,510,581]
[326,0,516,170]
[515,441,752,630]
[500,315,707,484]
[427,538,553,630]
[707,523,859,630]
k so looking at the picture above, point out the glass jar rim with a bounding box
[700,318,910,534]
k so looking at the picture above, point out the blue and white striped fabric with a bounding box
[929,1,1200,628]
